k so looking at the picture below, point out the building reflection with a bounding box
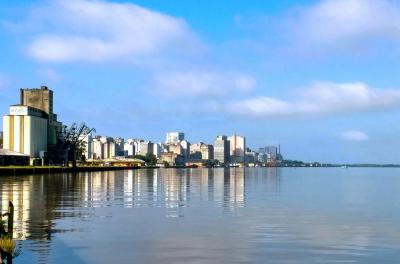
[0,167,280,261]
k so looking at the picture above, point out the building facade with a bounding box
[165,132,184,145]
[137,141,154,156]
[190,142,203,159]
[3,105,48,158]
[159,152,184,166]
[213,135,230,164]
[228,135,246,164]
[153,143,162,158]
[168,144,183,156]
[180,140,191,160]
[20,86,62,150]
[124,142,135,157]
[114,137,125,156]
[201,144,214,160]
[2,86,63,161]
[79,134,93,160]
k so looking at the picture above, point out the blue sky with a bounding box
[1,0,400,163]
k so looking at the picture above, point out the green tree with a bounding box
[145,153,157,166]
[132,154,157,166]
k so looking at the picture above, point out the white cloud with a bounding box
[154,71,256,97]
[287,0,400,51]
[341,130,369,141]
[25,0,201,63]
[227,82,400,117]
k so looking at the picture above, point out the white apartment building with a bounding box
[180,140,190,159]
[124,142,135,156]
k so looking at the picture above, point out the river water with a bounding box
[0,168,399,263]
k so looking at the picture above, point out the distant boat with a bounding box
[341,165,348,169]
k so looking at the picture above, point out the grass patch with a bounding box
[0,238,16,255]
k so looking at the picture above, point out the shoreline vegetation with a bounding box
[1,163,400,176]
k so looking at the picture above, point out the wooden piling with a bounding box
[7,202,13,239]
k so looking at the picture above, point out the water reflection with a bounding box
[0,168,280,243]
[1,168,400,263]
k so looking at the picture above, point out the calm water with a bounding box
[0,168,400,263]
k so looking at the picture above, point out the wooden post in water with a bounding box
[7,202,13,238]
[6,202,14,264]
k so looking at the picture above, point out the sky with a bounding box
[1,0,400,164]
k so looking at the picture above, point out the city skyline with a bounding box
[1,0,400,163]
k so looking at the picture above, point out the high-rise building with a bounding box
[153,143,162,158]
[190,142,204,159]
[259,146,280,164]
[80,134,93,160]
[91,136,103,159]
[166,132,184,145]
[124,142,135,157]
[213,135,230,164]
[114,137,125,156]
[228,135,246,163]
[190,142,213,160]
[138,141,154,156]
[180,140,190,159]
[201,144,213,160]
[100,136,116,159]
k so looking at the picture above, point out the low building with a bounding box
[159,152,184,166]
[168,143,183,156]
[245,150,258,164]
[0,149,30,166]
[87,157,145,167]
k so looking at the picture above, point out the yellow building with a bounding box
[3,105,48,157]
[2,86,63,161]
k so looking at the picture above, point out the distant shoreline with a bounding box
[1,165,400,176]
